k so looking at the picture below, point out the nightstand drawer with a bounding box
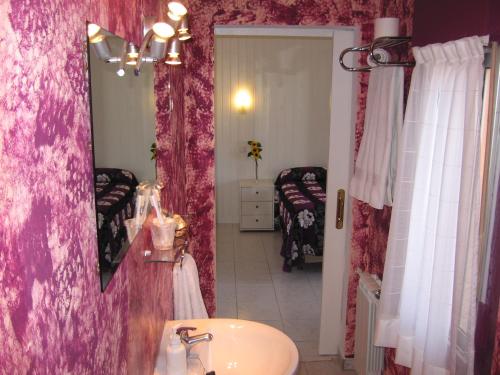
[241,187,273,202]
[241,201,273,216]
[240,215,273,230]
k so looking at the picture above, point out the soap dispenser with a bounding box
[166,326,187,375]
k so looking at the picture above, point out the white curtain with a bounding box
[350,66,404,209]
[374,36,484,374]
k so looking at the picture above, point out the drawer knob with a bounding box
[256,191,259,194]
[256,205,259,208]
[256,219,259,222]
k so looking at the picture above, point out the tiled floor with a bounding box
[216,223,355,375]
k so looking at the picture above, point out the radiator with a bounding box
[354,271,384,375]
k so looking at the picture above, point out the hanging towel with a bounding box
[173,253,209,320]
[350,66,404,209]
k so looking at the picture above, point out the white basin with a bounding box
[154,319,299,375]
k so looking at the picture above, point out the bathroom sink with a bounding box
[154,319,299,375]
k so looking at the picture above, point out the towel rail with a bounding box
[339,36,415,72]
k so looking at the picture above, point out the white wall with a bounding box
[215,36,333,223]
[90,37,156,182]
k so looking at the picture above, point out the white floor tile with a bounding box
[217,281,236,300]
[303,358,354,375]
[277,296,321,320]
[216,261,235,284]
[296,341,334,362]
[216,300,237,318]
[235,261,271,283]
[237,283,281,321]
[297,362,309,375]
[282,319,320,342]
[216,244,234,263]
[216,225,234,244]
[235,243,267,262]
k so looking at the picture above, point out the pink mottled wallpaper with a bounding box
[0,0,173,373]
[154,0,414,363]
[155,64,187,215]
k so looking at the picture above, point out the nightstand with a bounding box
[239,179,275,231]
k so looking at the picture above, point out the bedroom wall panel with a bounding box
[0,0,174,373]
[215,36,333,223]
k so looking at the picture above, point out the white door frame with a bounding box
[214,25,358,355]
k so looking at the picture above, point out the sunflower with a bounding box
[247,140,263,160]
[150,142,157,160]
[247,140,262,148]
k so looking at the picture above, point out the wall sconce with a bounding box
[233,88,253,113]
[87,1,191,77]
[133,1,191,75]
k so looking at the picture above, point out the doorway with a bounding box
[214,25,357,360]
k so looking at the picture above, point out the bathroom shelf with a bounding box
[144,238,188,264]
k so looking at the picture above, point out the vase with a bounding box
[255,159,258,180]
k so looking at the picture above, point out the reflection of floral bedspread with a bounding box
[94,168,138,271]
[275,167,327,272]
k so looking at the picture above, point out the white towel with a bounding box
[173,253,209,320]
[350,66,404,209]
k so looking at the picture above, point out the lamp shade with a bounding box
[178,16,191,40]
[90,38,112,60]
[167,37,181,57]
[165,55,181,65]
[87,23,101,39]
[168,1,187,17]
[152,21,175,39]
[149,35,168,59]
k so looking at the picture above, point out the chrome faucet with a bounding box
[176,326,213,355]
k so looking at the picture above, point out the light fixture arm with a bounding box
[135,29,155,76]
[117,40,128,76]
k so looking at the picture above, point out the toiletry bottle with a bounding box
[166,328,187,375]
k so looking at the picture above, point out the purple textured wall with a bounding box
[413,0,500,46]
[154,0,413,366]
[0,0,174,373]
[155,64,187,215]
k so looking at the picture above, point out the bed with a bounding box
[275,167,327,272]
[94,168,138,271]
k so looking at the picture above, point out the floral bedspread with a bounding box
[94,168,138,271]
[275,167,327,271]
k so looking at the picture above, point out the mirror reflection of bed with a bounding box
[88,28,156,290]
[214,29,346,356]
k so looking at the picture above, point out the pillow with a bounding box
[275,167,327,186]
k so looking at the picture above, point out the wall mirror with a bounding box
[87,24,157,291]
